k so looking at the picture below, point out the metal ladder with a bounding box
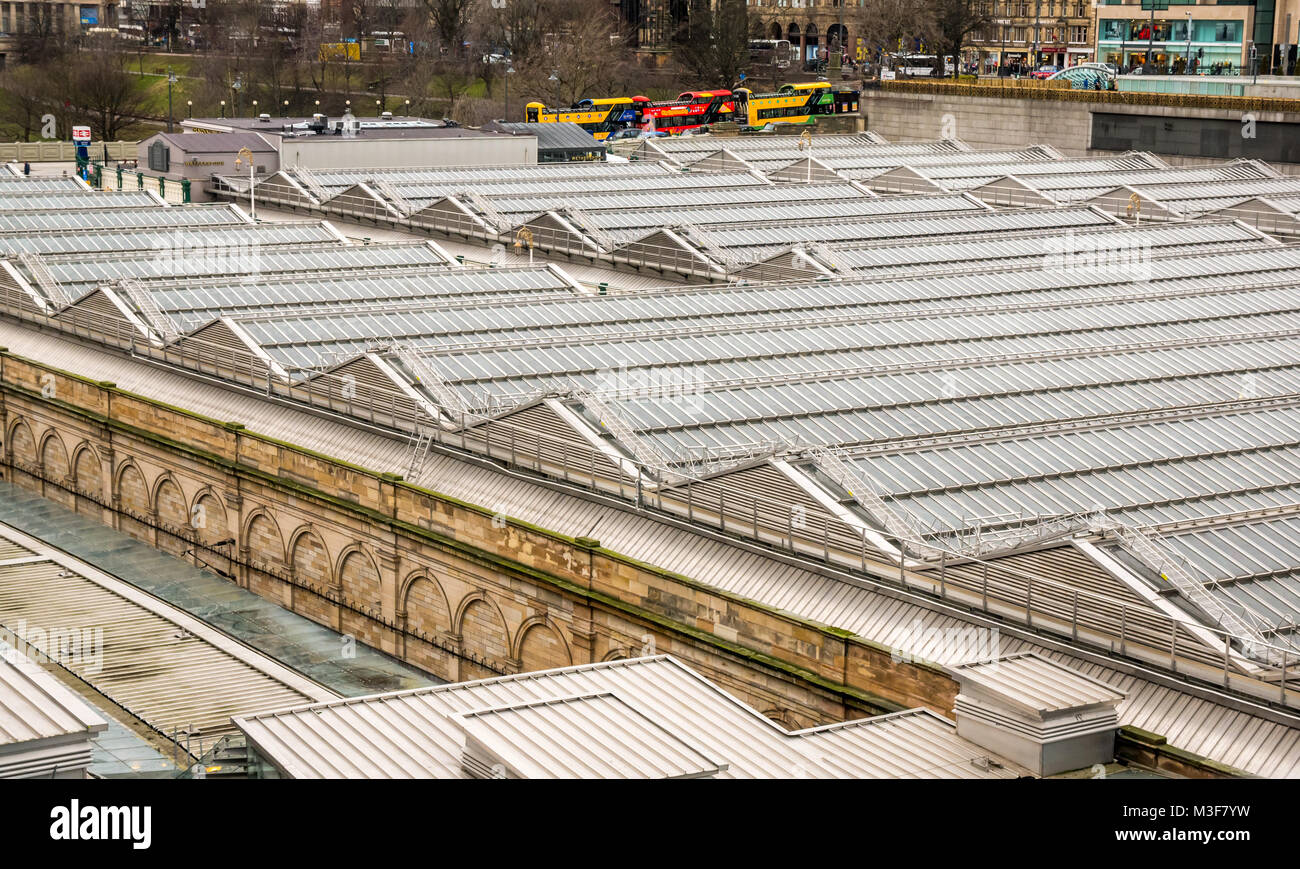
[673,223,740,271]
[806,446,934,558]
[116,278,181,342]
[405,429,434,481]
[556,203,618,253]
[391,346,468,422]
[18,252,71,308]
[1109,521,1276,661]
[572,388,677,478]
[457,189,512,233]
[292,166,331,204]
[370,177,410,217]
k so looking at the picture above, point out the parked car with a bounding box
[1029,65,1060,79]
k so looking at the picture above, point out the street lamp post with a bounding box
[166,68,177,133]
[503,64,515,121]
[220,100,226,119]
[186,100,192,119]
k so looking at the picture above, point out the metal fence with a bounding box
[98,165,192,204]
[0,141,138,163]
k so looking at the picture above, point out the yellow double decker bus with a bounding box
[734,82,860,129]
[524,97,641,141]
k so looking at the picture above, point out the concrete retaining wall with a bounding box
[863,90,1300,167]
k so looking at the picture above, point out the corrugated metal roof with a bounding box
[3,324,1296,776]
[483,121,604,152]
[0,653,106,748]
[454,691,724,778]
[235,656,1026,778]
[0,522,334,742]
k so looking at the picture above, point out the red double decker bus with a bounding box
[636,89,737,135]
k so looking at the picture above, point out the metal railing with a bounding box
[3,283,1298,713]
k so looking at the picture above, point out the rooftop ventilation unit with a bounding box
[948,653,1125,777]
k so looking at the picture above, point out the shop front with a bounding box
[1097,15,1248,73]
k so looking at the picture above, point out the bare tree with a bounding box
[0,65,53,141]
[420,0,475,56]
[509,0,633,108]
[65,41,149,141]
[14,5,70,65]
[932,0,990,77]
[854,0,937,72]
[674,0,749,87]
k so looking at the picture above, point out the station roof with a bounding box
[7,137,1300,752]
[0,203,245,233]
[0,220,341,256]
[5,322,1298,777]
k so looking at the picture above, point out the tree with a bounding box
[515,0,630,107]
[67,42,149,141]
[675,0,749,87]
[854,0,936,72]
[0,65,54,142]
[14,4,67,65]
[932,0,991,78]
[420,0,475,56]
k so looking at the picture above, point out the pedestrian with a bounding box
[23,161,30,176]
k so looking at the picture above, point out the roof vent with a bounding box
[948,653,1125,777]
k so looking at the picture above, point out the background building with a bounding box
[182,114,538,170]
[1094,0,1268,74]
[747,0,854,67]
[967,0,1096,74]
